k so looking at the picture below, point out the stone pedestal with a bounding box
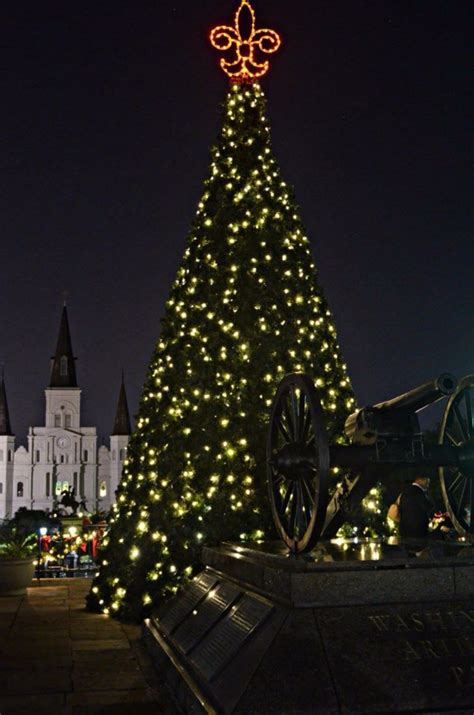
[144,539,474,714]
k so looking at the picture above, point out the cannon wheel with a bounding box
[439,374,474,536]
[267,373,330,553]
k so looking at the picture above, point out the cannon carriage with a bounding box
[267,372,474,552]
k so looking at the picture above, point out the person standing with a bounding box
[398,474,433,540]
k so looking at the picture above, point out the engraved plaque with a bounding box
[173,582,240,655]
[191,595,273,681]
[317,601,474,713]
[157,572,218,636]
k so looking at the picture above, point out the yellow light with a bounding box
[210,0,281,83]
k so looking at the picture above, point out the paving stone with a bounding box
[0,644,72,664]
[70,619,122,629]
[69,701,170,715]
[70,617,123,629]
[71,638,131,651]
[0,666,71,694]
[27,588,67,597]
[8,628,71,642]
[14,620,69,632]
[71,628,122,640]
[0,652,74,669]
[73,650,138,667]
[25,598,68,607]
[0,613,16,627]
[72,666,147,692]
[22,599,69,608]
[66,686,161,706]
[0,579,177,713]
[14,609,70,620]
[20,603,69,613]
[69,609,88,617]
[72,648,137,664]
[131,639,162,682]
[0,597,22,613]
[70,628,124,641]
[0,692,66,715]
[69,613,109,625]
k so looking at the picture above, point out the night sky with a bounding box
[2,0,472,443]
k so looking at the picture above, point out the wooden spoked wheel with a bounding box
[439,375,474,536]
[266,373,330,553]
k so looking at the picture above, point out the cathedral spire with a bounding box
[112,372,131,436]
[49,305,78,388]
[0,376,13,435]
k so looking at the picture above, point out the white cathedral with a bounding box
[0,306,132,520]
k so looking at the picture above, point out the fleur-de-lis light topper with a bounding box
[210,0,281,83]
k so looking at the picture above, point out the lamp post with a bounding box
[66,526,78,575]
[37,527,48,582]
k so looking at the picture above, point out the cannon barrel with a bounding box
[345,373,457,445]
[369,372,457,413]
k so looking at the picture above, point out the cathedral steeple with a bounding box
[0,376,13,436]
[49,305,78,388]
[112,373,131,436]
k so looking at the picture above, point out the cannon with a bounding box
[267,372,474,553]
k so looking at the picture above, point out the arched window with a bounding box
[54,414,61,428]
[16,482,24,498]
[35,450,40,462]
[46,473,50,497]
[60,454,65,464]
[112,450,116,461]
[0,482,3,495]
[83,450,88,462]
[120,449,127,460]
[65,414,72,428]
[60,356,68,376]
[8,450,12,462]
[99,481,107,498]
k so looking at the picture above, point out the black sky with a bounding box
[1,0,472,442]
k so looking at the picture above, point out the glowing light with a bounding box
[210,0,281,83]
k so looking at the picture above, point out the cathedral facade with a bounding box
[0,306,131,520]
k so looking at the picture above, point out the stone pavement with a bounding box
[0,579,177,715]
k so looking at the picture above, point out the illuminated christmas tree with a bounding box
[88,0,356,621]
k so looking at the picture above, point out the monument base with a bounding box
[144,539,474,714]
